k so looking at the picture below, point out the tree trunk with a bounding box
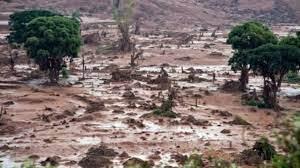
[49,68,59,84]
[130,53,136,67]
[119,24,131,52]
[10,54,15,72]
[263,81,279,110]
[82,55,85,79]
[239,68,249,92]
[48,58,62,84]
[113,0,120,9]
[134,18,141,35]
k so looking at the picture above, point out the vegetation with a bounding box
[24,16,81,83]
[227,21,277,91]
[248,44,300,109]
[8,10,59,44]
[280,34,300,48]
[2,6,300,168]
[253,137,277,160]
[228,21,300,110]
[61,67,69,79]
[21,160,55,168]
[183,154,204,168]
[271,114,300,168]
[243,99,267,108]
[153,99,177,118]
[213,159,238,168]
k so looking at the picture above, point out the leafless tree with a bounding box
[113,0,135,52]
[130,43,144,67]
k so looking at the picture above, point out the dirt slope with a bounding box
[0,0,299,28]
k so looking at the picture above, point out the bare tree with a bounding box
[211,26,220,38]
[82,53,85,80]
[113,0,135,52]
[130,43,144,67]
[113,0,121,9]
[177,34,195,48]
[81,50,92,80]
[134,17,141,35]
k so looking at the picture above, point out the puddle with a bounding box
[0,21,8,25]
[142,121,162,132]
[95,121,128,130]
[77,137,101,145]
[0,155,21,168]
[177,81,219,91]
[140,121,230,141]
[27,78,48,86]
[75,108,86,117]
[280,87,300,96]
[59,75,79,85]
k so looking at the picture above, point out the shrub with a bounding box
[61,67,69,79]
[183,154,204,168]
[243,99,269,109]
[153,99,177,118]
[253,137,277,160]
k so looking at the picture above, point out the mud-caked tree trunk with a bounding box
[48,58,62,84]
[82,54,85,79]
[9,54,15,72]
[134,18,141,35]
[239,68,249,92]
[113,0,120,9]
[49,68,60,83]
[118,24,132,52]
[263,81,279,110]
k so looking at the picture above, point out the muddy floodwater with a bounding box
[0,22,300,168]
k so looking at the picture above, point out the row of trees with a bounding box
[8,10,81,83]
[227,21,300,110]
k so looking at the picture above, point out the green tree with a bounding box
[8,10,59,44]
[248,44,300,109]
[280,34,300,84]
[280,34,300,48]
[24,16,81,83]
[227,21,277,91]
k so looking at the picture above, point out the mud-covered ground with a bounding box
[0,21,300,168]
